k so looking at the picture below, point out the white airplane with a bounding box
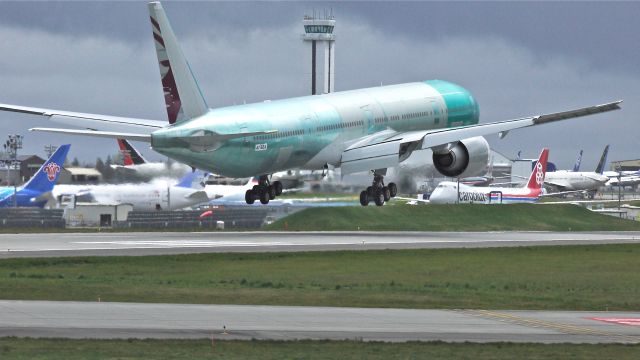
[543,145,610,196]
[0,2,622,207]
[53,171,209,211]
[111,138,191,180]
[204,176,258,202]
[427,148,550,204]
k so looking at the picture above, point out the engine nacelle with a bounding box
[432,136,490,178]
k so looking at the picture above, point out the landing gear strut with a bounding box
[244,175,283,205]
[359,173,397,206]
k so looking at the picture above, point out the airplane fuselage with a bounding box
[430,182,543,204]
[0,187,46,208]
[53,184,207,211]
[151,80,479,178]
[545,171,609,191]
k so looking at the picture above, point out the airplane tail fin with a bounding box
[175,169,206,188]
[572,150,583,172]
[117,139,147,166]
[148,1,208,125]
[22,144,70,193]
[595,145,609,174]
[526,148,549,190]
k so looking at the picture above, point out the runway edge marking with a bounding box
[455,309,640,344]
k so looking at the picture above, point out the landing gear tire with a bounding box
[374,190,385,206]
[388,183,398,197]
[268,185,276,200]
[359,191,369,206]
[366,186,373,196]
[245,190,255,205]
[259,190,270,205]
[273,181,283,196]
[382,186,391,202]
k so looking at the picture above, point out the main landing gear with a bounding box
[359,173,397,206]
[245,175,283,205]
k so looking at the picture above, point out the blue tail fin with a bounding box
[21,144,70,193]
[175,169,205,188]
[572,150,583,172]
[595,145,609,174]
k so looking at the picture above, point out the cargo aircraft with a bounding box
[0,2,622,206]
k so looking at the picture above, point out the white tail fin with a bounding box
[148,1,208,124]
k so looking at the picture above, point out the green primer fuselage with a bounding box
[151,80,479,178]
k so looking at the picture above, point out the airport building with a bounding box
[0,154,46,186]
[610,159,640,172]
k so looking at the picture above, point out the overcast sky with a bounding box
[0,1,637,170]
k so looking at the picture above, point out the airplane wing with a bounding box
[0,103,164,133]
[340,101,621,175]
[539,190,587,198]
[186,190,211,203]
[394,196,430,204]
[543,179,571,191]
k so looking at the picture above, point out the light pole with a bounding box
[3,134,23,187]
[44,144,57,158]
[617,164,622,215]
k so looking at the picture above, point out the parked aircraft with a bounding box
[544,145,609,196]
[111,138,190,180]
[427,148,549,204]
[0,2,621,207]
[0,144,70,208]
[115,138,147,167]
[53,170,209,211]
[204,176,257,202]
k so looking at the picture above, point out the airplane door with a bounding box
[361,105,374,133]
[430,100,442,127]
[489,191,502,204]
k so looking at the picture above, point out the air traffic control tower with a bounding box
[301,11,335,95]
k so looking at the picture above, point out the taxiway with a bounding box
[0,300,638,343]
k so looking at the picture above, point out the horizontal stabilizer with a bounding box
[30,128,151,142]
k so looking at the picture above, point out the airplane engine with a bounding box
[432,136,490,178]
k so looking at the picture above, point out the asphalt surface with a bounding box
[1,231,640,258]
[1,300,638,343]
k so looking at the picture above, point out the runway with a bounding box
[1,300,639,343]
[2,231,640,258]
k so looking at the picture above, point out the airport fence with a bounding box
[116,206,274,230]
[0,208,65,228]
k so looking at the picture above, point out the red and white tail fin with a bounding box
[117,138,147,166]
[526,148,549,190]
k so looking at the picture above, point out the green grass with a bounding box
[277,192,358,200]
[2,244,640,310]
[266,203,640,231]
[1,338,639,360]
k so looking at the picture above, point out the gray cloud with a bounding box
[0,2,636,171]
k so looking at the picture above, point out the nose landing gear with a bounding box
[245,175,283,205]
[359,173,397,206]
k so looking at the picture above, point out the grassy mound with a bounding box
[266,204,640,231]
